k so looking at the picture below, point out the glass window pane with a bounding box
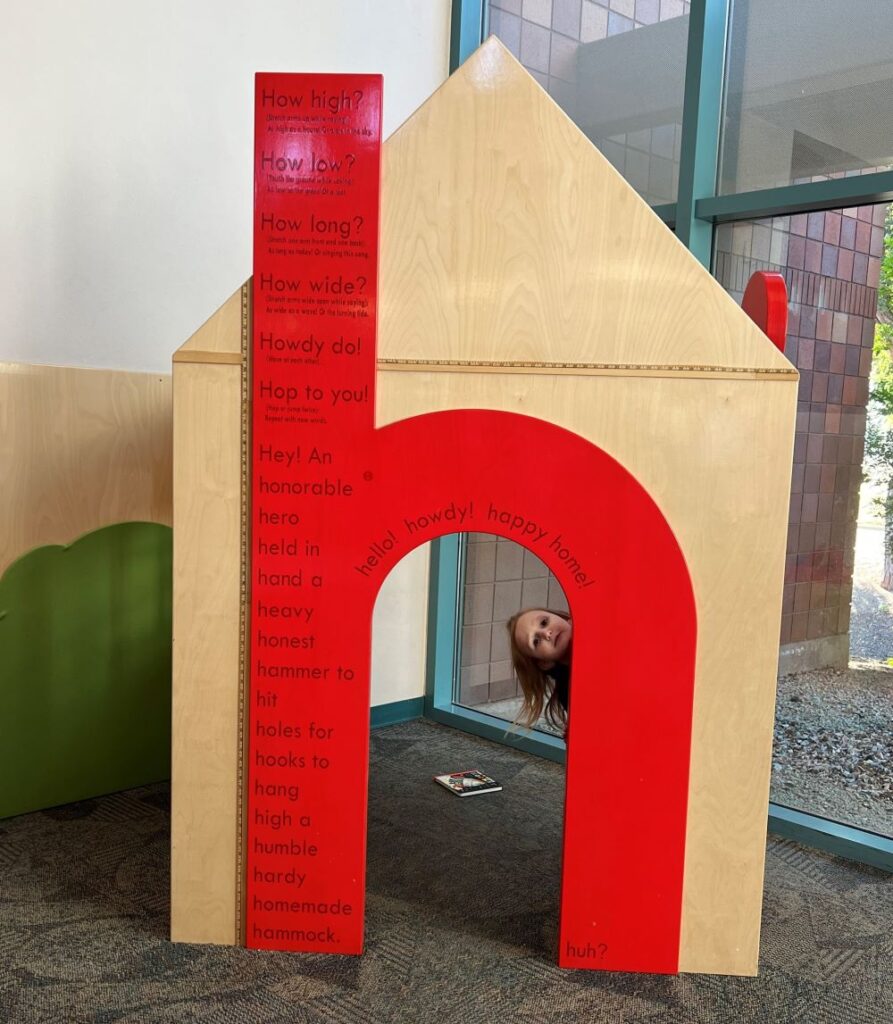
[713,203,892,839]
[456,533,568,738]
[487,1,691,205]
[720,0,893,194]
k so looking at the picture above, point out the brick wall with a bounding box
[715,204,886,651]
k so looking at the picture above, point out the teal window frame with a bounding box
[433,0,892,871]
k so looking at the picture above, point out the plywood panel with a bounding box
[174,287,244,363]
[376,366,796,976]
[170,360,243,945]
[0,362,172,575]
[169,38,798,970]
[379,38,792,376]
[168,317,795,970]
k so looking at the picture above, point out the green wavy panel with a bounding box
[0,523,172,819]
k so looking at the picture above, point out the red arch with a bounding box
[247,408,697,973]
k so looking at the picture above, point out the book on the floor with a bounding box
[433,769,502,797]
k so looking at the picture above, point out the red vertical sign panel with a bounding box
[249,72,381,953]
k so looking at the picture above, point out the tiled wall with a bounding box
[460,534,568,706]
[489,0,691,205]
[715,203,886,649]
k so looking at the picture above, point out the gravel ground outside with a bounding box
[772,662,892,835]
[476,522,893,838]
[773,522,893,837]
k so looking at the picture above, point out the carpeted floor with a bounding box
[1,719,890,1023]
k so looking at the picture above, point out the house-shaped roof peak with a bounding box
[378,36,794,377]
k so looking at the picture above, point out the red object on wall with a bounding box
[742,271,788,353]
[249,72,697,973]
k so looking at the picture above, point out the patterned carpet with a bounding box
[1,719,890,1023]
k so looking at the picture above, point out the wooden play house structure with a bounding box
[172,39,797,976]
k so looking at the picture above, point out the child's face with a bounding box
[513,610,571,668]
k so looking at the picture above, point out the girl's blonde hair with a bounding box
[506,608,570,730]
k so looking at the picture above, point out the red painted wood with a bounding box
[249,71,383,957]
[742,271,788,353]
[248,72,698,972]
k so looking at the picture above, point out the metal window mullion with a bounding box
[769,804,893,873]
[651,203,677,228]
[450,0,488,73]
[675,0,731,265]
[429,4,487,722]
[425,536,463,717]
[697,170,893,224]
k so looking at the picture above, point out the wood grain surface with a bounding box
[377,367,796,976]
[174,288,243,362]
[0,362,172,576]
[169,37,798,971]
[378,38,792,376]
[170,359,244,945]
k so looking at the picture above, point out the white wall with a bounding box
[1,0,451,372]
[1,0,449,707]
[371,544,432,706]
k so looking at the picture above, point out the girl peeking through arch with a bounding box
[507,608,572,739]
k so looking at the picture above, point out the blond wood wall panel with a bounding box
[376,367,797,976]
[170,360,243,945]
[378,39,791,376]
[175,289,243,364]
[170,347,795,968]
[0,362,172,575]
